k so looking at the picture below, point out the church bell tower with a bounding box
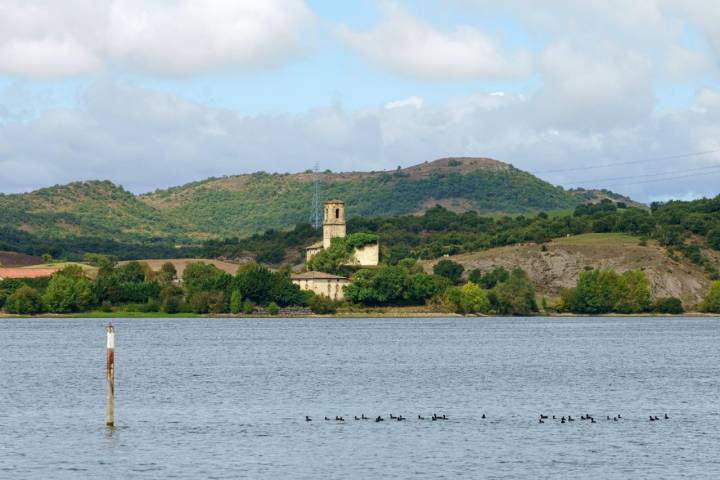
[323,200,346,248]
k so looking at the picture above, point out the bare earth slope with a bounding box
[424,234,717,309]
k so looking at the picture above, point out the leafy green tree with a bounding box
[235,262,303,306]
[267,302,280,315]
[406,273,440,304]
[158,262,177,283]
[615,270,651,313]
[43,274,94,313]
[701,281,720,313]
[159,284,183,313]
[183,263,232,297]
[445,282,491,314]
[306,233,379,274]
[189,291,226,314]
[652,297,684,314]
[4,286,43,314]
[161,294,181,314]
[306,238,352,275]
[344,264,444,306]
[241,299,254,314]
[56,264,86,279]
[563,269,651,314]
[433,259,464,284]
[115,261,147,283]
[257,244,285,264]
[494,268,537,315]
[230,289,242,314]
[468,269,483,284]
[479,267,509,289]
[397,258,424,275]
[83,253,118,273]
[344,266,405,305]
[563,269,624,314]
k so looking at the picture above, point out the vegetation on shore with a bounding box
[1,258,307,316]
[4,252,718,316]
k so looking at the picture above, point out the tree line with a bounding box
[0,256,308,315]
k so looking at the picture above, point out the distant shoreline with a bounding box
[1,311,719,319]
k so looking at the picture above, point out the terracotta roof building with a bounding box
[291,271,350,300]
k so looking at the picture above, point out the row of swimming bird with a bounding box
[538,413,669,423]
[306,413,670,423]
[649,414,670,421]
[305,413,462,423]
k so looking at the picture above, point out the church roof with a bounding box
[291,271,348,280]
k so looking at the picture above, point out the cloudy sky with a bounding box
[1,0,719,202]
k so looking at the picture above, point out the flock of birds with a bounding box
[304,413,671,423]
[538,413,670,423]
[305,413,457,423]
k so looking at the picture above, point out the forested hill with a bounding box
[141,157,637,236]
[0,157,636,251]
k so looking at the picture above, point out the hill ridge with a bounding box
[0,156,640,245]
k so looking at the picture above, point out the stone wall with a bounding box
[349,243,379,267]
[292,277,349,300]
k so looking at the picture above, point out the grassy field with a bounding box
[118,258,243,276]
[552,233,641,245]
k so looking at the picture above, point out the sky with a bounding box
[1,0,720,203]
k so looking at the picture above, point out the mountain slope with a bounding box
[141,157,634,237]
[0,181,188,242]
[422,233,718,309]
[0,157,638,243]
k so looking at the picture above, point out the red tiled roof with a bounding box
[0,268,59,279]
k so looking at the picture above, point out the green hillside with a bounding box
[142,157,635,237]
[0,157,636,257]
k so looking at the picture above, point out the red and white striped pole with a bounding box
[106,323,115,427]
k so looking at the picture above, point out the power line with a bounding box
[599,169,720,188]
[533,149,720,175]
[565,164,720,185]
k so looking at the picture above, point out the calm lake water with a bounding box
[1,316,719,479]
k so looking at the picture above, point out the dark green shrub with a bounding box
[241,299,255,314]
[309,295,337,314]
[161,295,181,314]
[4,285,43,314]
[229,289,242,314]
[652,297,684,314]
[433,259,464,284]
[701,281,720,313]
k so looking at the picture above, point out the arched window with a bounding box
[335,208,340,219]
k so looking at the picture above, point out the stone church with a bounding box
[304,200,379,266]
[291,200,379,300]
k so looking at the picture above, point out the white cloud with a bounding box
[2,82,720,204]
[107,0,315,74]
[385,96,424,109]
[335,4,530,80]
[0,0,314,78]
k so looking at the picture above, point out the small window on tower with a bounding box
[335,208,340,219]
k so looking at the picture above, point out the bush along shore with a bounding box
[2,254,720,317]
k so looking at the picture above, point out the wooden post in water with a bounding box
[106,323,115,427]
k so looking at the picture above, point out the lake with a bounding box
[1,316,719,479]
